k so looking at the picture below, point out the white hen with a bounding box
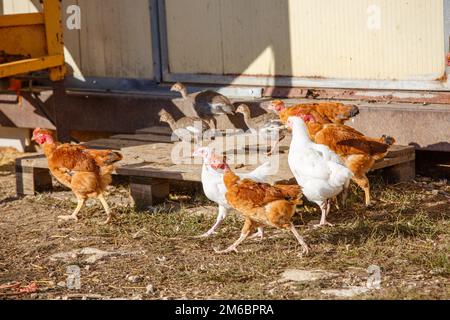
[193,147,274,238]
[287,116,352,227]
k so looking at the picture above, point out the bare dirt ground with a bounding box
[0,149,449,300]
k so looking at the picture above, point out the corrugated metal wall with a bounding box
[1,0,446,84]
[166,0,445,81]
[1,0,154,80]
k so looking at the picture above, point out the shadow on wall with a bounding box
[165,0,293,128]
[416,150,450,179]
[1,1,295,134]
[409,142,450,153]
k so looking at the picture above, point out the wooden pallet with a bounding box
[15,127,415,207]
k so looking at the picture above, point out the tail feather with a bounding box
[87,149,123,166]
[371,135,395,161]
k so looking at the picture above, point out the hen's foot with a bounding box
[248,229,264,241]
[365,200,376,207]
[99,218,111,225]
[194,231,217,239]
[297,245,310,258]
[213,245,238,254]
[313,221,334,228]
[99,213,115,225]
[58,214,79,222]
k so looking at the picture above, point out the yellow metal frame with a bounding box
[0,0,66,81]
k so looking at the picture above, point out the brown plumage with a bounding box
[269,100,359,125]
[32,128,123,224]
[215,166,309,255]
[266,100,359,155]
[314,124,393,159]
[236,104,287,155]
[236,104,280,131]
[158,109,210,140]
[171,82,236,129]
[298,116,396,206]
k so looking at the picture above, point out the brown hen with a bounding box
[268,99,359,125]
[32,128,123,224]
[216,165,309,255]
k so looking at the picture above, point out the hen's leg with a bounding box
[98,193,114,225]
[266,138,279,156]
[266,133,285,156]
[314,201,334,228]
[289,224,309,256]
[341,180,350,207]
[214,218,253,254]
[333,196,340,210]
[248,226,264,241]
[208,118,217,130]
[58,197,85,222]
[196,206,228,238]
[352,175,371,206]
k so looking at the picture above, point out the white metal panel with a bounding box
[288,0,445,80]
[220,0,291,76]
[164,0,446,84]
[165,0,223,74]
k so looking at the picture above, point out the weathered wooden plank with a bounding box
[129,177,169,208]
[83,138,152,150]
[15,158,52,195]
[383,145,415,158]
[62,0,82,78]
[118,0,154,78]
[16,154,48,169]
[15,140,415,190]
[382,161,416,183]
[78,0,106,77]
[135,126,173,135]
[102,0,123,77]
[372,152,416,171]
[111,134,174,144]
[118,163,201,181]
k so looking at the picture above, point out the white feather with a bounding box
[288,117,352,203]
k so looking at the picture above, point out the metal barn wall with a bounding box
[165,0,445,81]
[1,0,154,80]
